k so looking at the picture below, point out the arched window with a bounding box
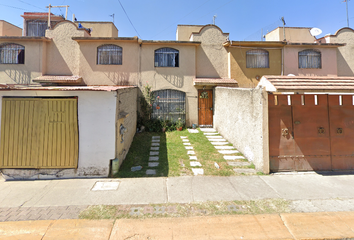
[154,48,179,67]
[97,44,122,65]
[0,43,25,64]
[151,89,186,122]
[299,49,321,69]
[246,49,269,68]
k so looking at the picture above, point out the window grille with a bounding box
[154,48,179,67]
[246,49,269,68]
[0,44,25,64]
[299,49,321,69]
[97,45,122,65]
[151,89,185,122]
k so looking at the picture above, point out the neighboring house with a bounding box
[0,16,137,179]
[0,21,22,37]
[317,27,354,76]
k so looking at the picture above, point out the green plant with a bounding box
[175,118,184,128]
[138,84,155,129]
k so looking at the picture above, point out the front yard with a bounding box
[114,129,256,178]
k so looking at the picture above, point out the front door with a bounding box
[198,89,213,127]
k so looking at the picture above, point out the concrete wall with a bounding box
[0,40,46,84]
[191,25,229,78]
[228,47,282,88]
[140,43,198,126]
[45,21,89,76]
[116,87,137,167]
[176,25,203,41]
[0,90,118,179]
[284,46,338,76]
[78,40,139,85]
[0,21,22,36]
[74,22,118,37]
[214,87,269,173]
[266,27,315,43]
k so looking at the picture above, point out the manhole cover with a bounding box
[92,181,120,191]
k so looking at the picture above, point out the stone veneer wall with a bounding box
[214,87,269,173]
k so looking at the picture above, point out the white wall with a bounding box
[214,87,269,173]
[0,90,117,179]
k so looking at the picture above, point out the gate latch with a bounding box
[318,127,325,134]
[281,128,289,136]
[337,128,343,134]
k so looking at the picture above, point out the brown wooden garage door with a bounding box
[0,98,78,169]
[269,94,354,172]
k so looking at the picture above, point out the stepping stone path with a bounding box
[199,128,257,175]
[146,136,161,175]
[180,136,204,175]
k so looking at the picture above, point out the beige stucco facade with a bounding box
[266,27,316,43]
[0,38,48,84]
[319,28,354,76]
[283,45,338,76]
[74,21,118,37]
[176,25,203,41]
[0,21,22,37]
[191,25,229,78]
[226,42,283,88]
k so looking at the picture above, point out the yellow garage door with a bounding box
[0,98,78,168]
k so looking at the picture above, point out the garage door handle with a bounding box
[318,127,325,134]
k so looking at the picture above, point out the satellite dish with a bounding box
[310,28,322,36]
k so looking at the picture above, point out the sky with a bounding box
[0,0,352,41]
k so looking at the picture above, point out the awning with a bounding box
[33,75,83,84]
[193,78,238,87]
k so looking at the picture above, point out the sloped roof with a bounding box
[258,75,354,92]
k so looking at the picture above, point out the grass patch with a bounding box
[115,128,254,178]
[79,199,291,220]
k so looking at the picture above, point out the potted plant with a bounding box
[162,120,168,132]
[175,118,184,131]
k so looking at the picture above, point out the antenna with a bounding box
[310,27,322,36]
[343,0,350,27]
[110,13,115,24]
[213,15,217,25]
[46,4,70,28]
[281,17,286,41]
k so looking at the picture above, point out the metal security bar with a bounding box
[151,89,185,122]
[0,44,25,64]
[97,45,122,65]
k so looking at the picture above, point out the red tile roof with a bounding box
[259,75,354,91]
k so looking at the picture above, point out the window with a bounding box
[97,45,122,65]
[246,49,269,68]
[154,48,179,67]
[151,89,185,122]
[0,43,25,64]
[27,21,47,37]
[299,49,321,69]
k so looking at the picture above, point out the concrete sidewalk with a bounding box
[2,212,354,239]
[2,173,354,207]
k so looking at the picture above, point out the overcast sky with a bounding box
[1,0,352,40]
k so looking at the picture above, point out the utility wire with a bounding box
[117,0,141,38]
[0,3,27,10]
[17,0,46,11]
